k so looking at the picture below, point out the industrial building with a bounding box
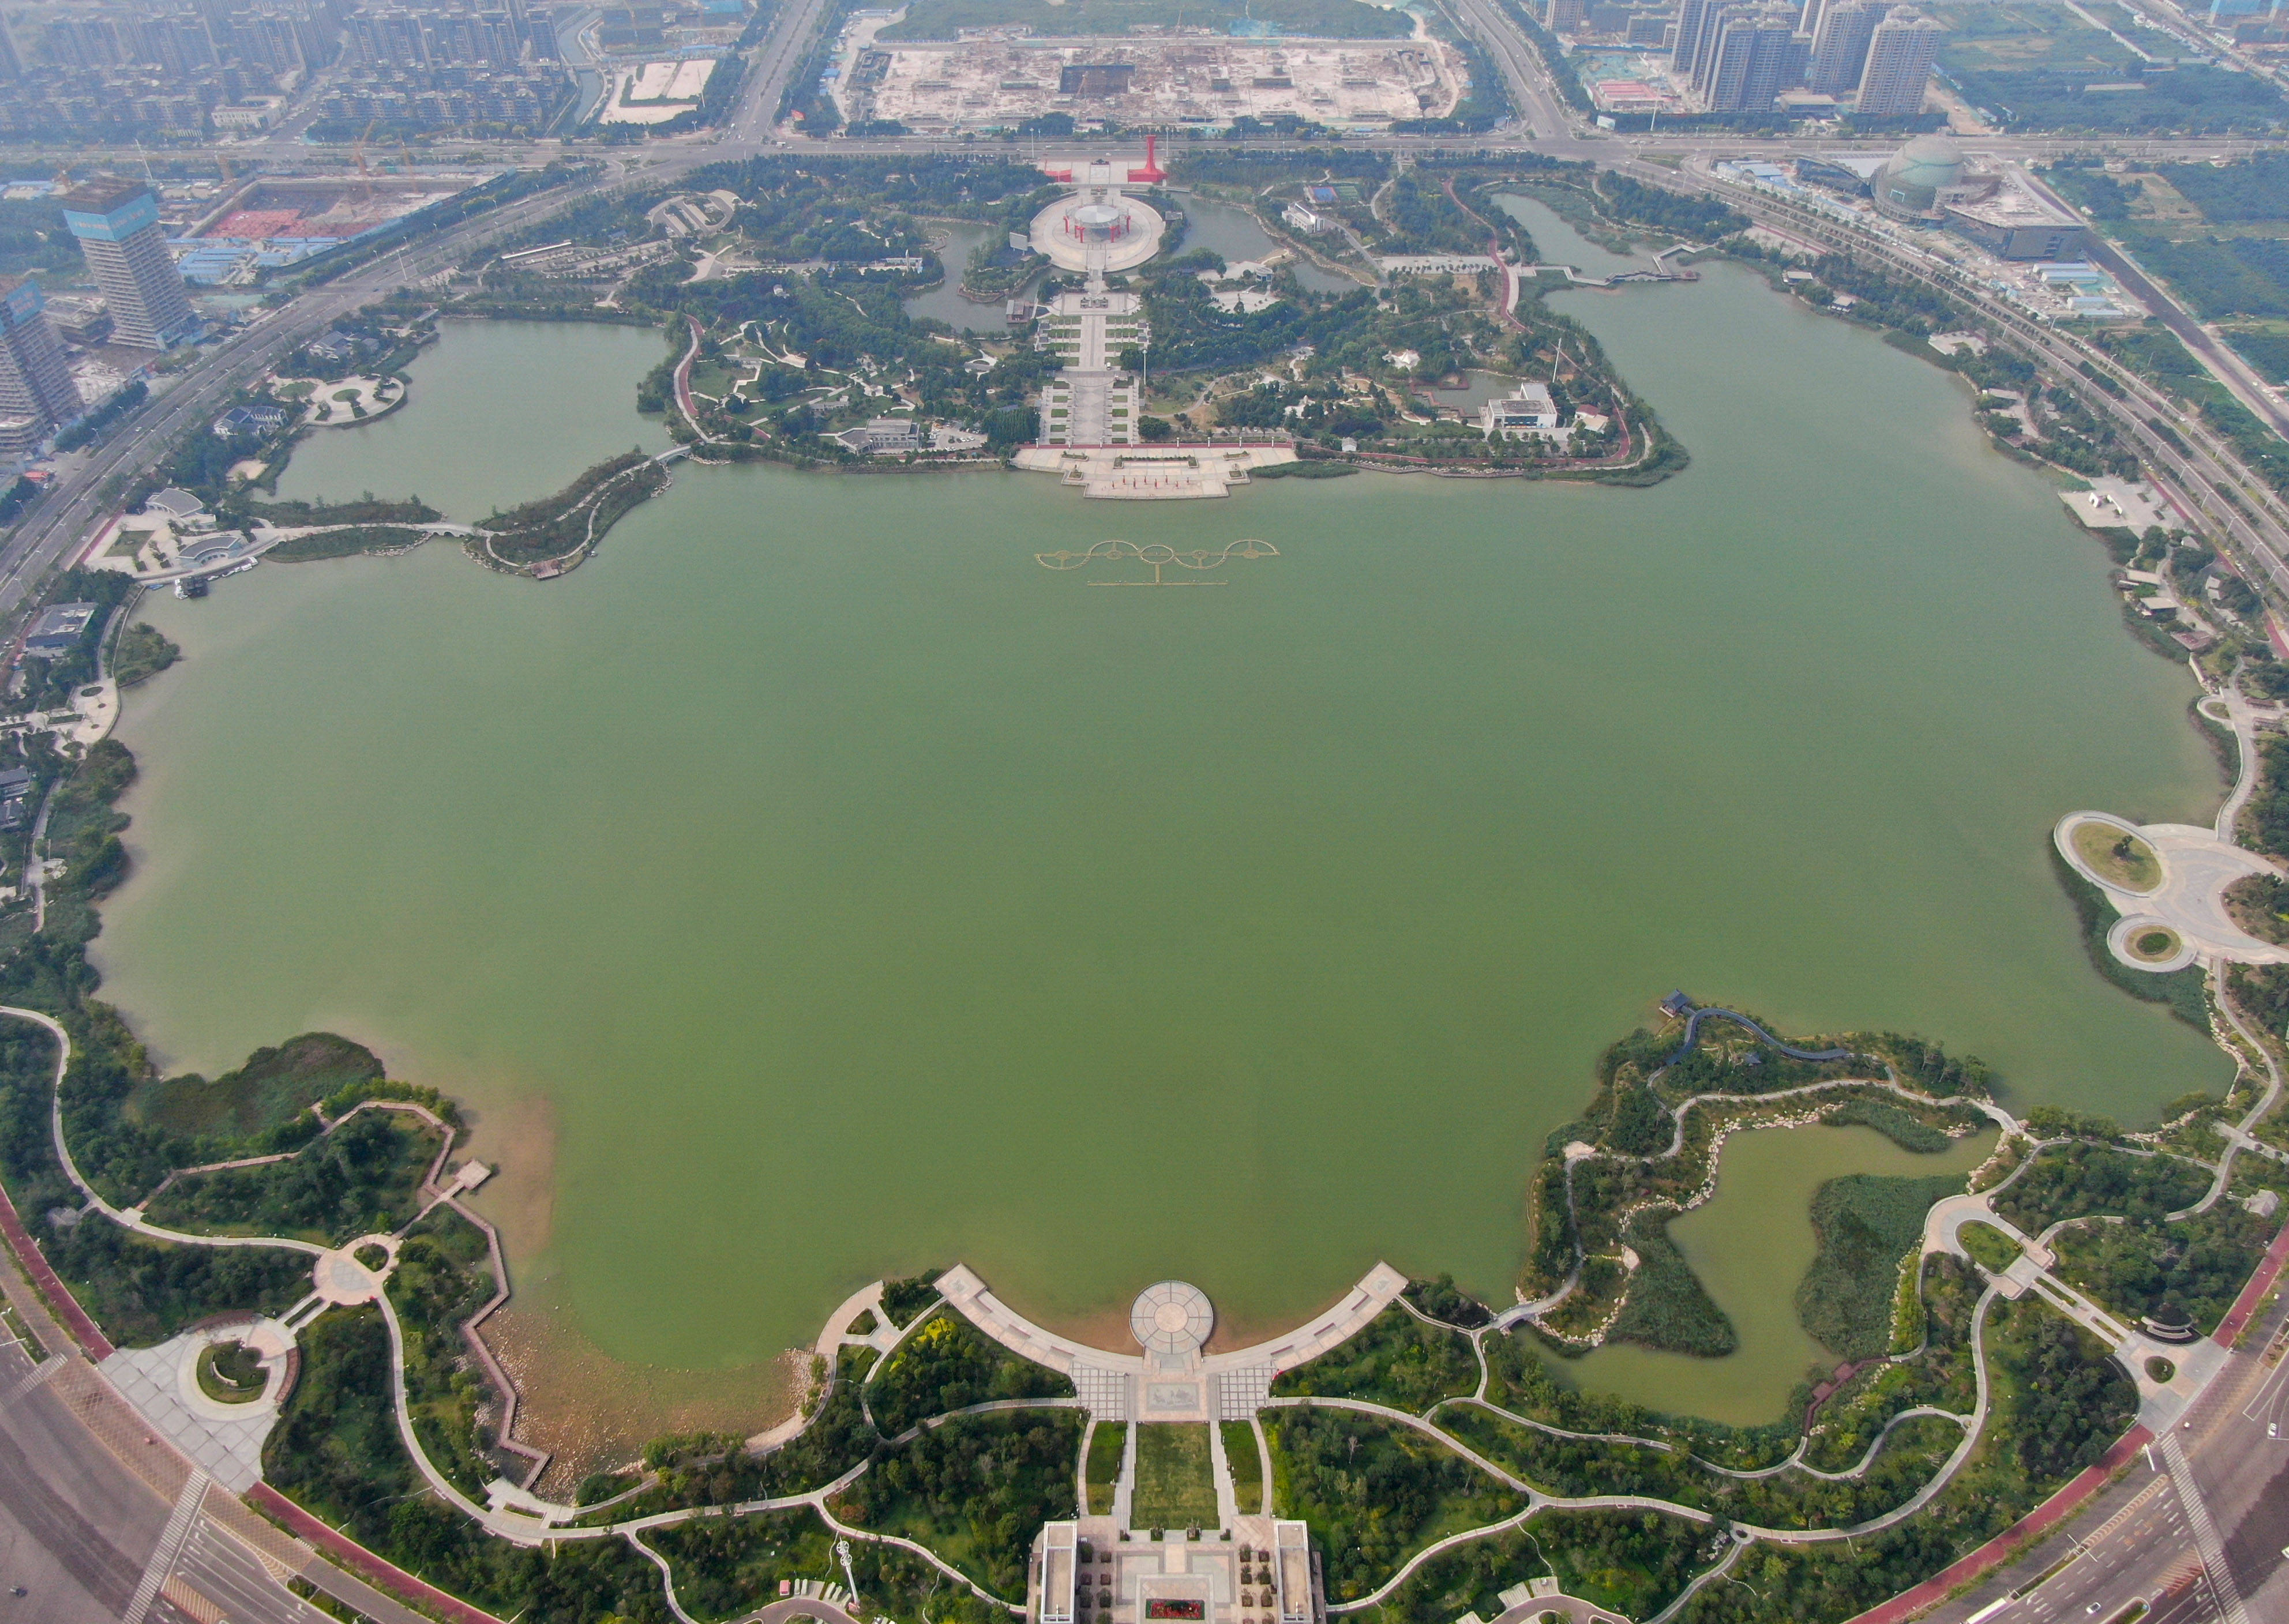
[59,178,197,351]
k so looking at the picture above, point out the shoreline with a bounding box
[44,194,2261,1473]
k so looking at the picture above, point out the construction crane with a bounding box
[352,118,377,200]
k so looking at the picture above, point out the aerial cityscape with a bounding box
[5,1,2289,1624]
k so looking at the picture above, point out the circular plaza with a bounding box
[1130,1279,1213,1356]
[1030,188,1166,274]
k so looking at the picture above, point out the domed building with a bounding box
[1869,135,1992,223]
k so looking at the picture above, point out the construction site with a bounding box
[841,33,1464,132]
[178,171,484,284]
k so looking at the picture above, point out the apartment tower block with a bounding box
[0,277,83,453]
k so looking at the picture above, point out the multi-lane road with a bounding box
[0,0,852,636]
[1913,1304,2289,1624]
[0,7,2287,1623]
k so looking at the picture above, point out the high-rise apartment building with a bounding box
[0,277,84,453]
[1855,12,1942,119]
[526,5,560,58]
[1700,7,1807,109]
[1807,0,1883,93]
[1672,0,1714,76]
[58,179,197,351]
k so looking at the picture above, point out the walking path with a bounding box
[2054,808,2289,970]
[1661,1005,1852,1069]
[1924,1187,2226,1426]
[4,974,2285,1624]
[934,1260,1410,1393]
[2204,688,2280,842]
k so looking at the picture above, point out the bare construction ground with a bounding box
[846,35,1464,131]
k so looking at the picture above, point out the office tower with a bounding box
[1550,0,1587,29]
[0,277,83,452]
[1701,7,1807,108]
[1808,0,1883,93]
[57,179,197,351]
[1855,12,1943,118]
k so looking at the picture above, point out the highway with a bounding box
[0,7,2283,1624]
[1915,1303,2289,1624]
[0,168,694,637]
[0,0,861,636]
[1639,154,2289,617]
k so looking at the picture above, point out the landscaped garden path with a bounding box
[6,988,2284,1624]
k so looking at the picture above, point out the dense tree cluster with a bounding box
[1994,1142,2211,1232]
[1272,1305,1478,1412]
[144,1110,437,1244]
[839,1412,1082,1596]
[1273,1407,1521,1598]
[868,1309,1073,1437]
[267,1309,674,1622]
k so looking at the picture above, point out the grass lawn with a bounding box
[196,1340,267,1404]
[1086,1421,1127,1516]
[2072,821,2160,892]
[2127,927,2182,962]
[1132,1424,1218,1532]
[1961,1221,2025,1275]
[1221,1421,1263,1514]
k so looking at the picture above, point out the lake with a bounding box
[93,224,2228,1460]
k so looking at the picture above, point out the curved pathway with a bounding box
[0,993,2269,1624]
[2054,809,2289,969]
[1661,1005,1853,1069]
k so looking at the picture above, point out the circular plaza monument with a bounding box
[1130,1280,1213,1356]
[1031,187,1166,275]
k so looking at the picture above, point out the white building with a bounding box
[1481,381,1560,437]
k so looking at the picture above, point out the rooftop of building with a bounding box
[1882,134,1965,189]
[1943,182,2079,229]
[27,601,97,640]
[58,176,153,217]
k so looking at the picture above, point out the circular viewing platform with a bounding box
[1031,188,1166,275]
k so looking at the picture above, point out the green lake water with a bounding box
[270,318,673,519]
[92,223,2231,1429]
[1560,1123,1997,1424]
